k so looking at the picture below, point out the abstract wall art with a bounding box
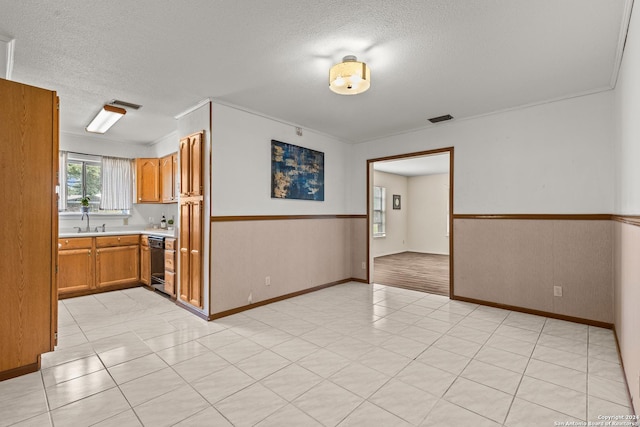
[271,140,324,201]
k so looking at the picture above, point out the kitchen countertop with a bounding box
[59,228,176,238]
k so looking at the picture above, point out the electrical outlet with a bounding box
[361,261,366,270]
[265,276,271,286]
[554,286,563,297]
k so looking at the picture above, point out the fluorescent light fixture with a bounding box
[329,55,370,95]
[86,104,126,134]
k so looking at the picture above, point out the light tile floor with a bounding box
[0,283,634,426]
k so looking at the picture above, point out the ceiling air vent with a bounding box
[428,114,453,123]
[110,99,142,110]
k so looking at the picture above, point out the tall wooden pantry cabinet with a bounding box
[179,131,204,308]
[0,78,58,380]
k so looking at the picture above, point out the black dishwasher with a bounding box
[148,236,166,293]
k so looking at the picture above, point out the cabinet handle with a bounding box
[65,240,69,244]
[180,248,188,253]
[191,250,198,254]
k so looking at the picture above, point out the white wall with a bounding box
[349,91,615,215]
[371,170,407,257]
[150,131,179,158]
[211,103,350,216]
[408,173,449,255]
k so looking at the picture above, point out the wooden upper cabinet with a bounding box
[136,158,160,203]
[179,131,204,197]
[160,153,177,203]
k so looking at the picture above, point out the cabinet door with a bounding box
[140,245,151,285]
[160,154,176,203]
[136,158,160,203]
[179,131,203,197]
[189,133,203,197]
[189,200,203,308]
[58,249,93,295]
[178,201,203,308]
[179,137,190,196]
[179,202,191,303]
[96,245,140,287]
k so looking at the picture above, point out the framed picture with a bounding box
[271,140,324,201]
[393,194,401,209]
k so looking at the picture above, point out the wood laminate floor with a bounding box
[373,251,450,296]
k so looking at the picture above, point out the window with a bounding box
[59,152,131,215]
[373,186,386,237]
[65,154,102,212]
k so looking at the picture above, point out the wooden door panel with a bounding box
[189,133,203,197]
[179,202,191,303]
[140,246,151,285]
[179,138,190,196]
[96,245,139,287]
[58,249,93,294]
[136,158,160,203]
[0,79,57,374]
[190,201,203,308]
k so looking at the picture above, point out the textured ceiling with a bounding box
[0,1,632,144]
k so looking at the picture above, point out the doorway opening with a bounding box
[367,147,454,297]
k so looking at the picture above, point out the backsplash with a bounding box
[59,203,178,234]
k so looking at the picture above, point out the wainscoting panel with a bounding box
[210,216,366,315]
[453,218,613,323]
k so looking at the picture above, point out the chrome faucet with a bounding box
[81,211,90,232]
[94,224,106,232]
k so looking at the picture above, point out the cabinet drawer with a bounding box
[164,250,175,271]
[141,235,149,247]
[96,235,140,247]
[58,237,93,250]
[165,238,176,250]
[164,271,175,295]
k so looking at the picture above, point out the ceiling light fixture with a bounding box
[86,104,127,134]
[329,55,370,95]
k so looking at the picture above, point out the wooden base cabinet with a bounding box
[58,235,140,298]
[58,237,93,294]
[1,78,58,380]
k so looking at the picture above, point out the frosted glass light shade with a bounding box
[329,55,370,95]
[86,105,126,133]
